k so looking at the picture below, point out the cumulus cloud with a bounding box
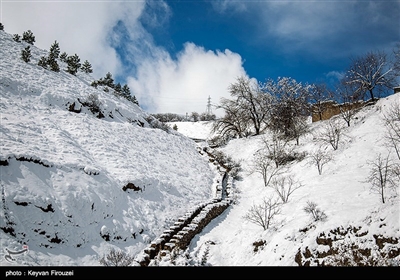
[2,1,145,78]
[2,1,247,116]
[127,42,246,117]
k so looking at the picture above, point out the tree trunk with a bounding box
[369,89,375,101]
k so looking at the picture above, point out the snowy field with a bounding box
[1,29,399,269]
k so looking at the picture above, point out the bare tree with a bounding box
[270,175,303,203]
[285,114,309,146]
[308,147,333,175]
[339,103,361,128]
[266,77,311,144]
[303,201,327,222]
[392,42,400,76]
[84,93,102,115]
[366,153,398,204]
[262,132,294,168]
[343,50,397,101]
[228,76,273,135]
[383,100,400,160]
[310,83,334,122]
[99,248,135,266]
[315,118,344,151]
[336,81,362,127]
[212,97,250,139]
[250,148,286,187]
[243,196,282,230]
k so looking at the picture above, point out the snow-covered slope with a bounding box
[164,95,400,267]
[1,28,399,267]
[0,30,215,265]
[167,121,217,141]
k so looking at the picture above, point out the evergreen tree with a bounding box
[13,34,21,42]
[103,72,114,88]
[46,41,60,72]
[91,81,100,88]
[22,30,35,45]
[49,41,60,60]
[21,46,31,62]
[60,52,68,62]
[66,54,81,75]
[49,58,60,72]
[114,82,122,93]
[121,83,139,105]
[130,95,139,106]
[122,84,130,98]
[0,23,4,31]
[81,60,93,73]
[38,56,48,68]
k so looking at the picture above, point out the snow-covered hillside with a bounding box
[168,95,400,267]
[1,27,399,268]
[0,30,216,266]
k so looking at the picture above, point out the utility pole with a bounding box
[206,95,212,116]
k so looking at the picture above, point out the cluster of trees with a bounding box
[243,99,400,230]
[151,111,216,123]
[91,72,139,106]
[213,46,400,145]
[241,47,400,230]
[37,40,92,75]
[13,29,36,45]
[16,29,92,76]
[366,101,400,204]
[191,112,216,122]
[38,41,61,72]
[15,29,36,64]
[5,25,140,107]
[212,76,312,145]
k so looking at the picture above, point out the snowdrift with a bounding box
[0,30,215,265]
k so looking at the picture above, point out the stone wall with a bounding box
[311,100,366,122]
[135,197,232,266]
[134,146,234,266]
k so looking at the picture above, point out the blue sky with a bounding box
[2,0,399,116]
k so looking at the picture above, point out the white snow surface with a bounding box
[0,31,215,266]
[1,30,399,267]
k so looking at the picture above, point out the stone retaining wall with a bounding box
[134,146,234,266]
[311,100,366,122]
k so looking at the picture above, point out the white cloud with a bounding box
[2,1,146,78]
[127,42,247,117]
[2,1,247,116]
[326,71,344,81]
